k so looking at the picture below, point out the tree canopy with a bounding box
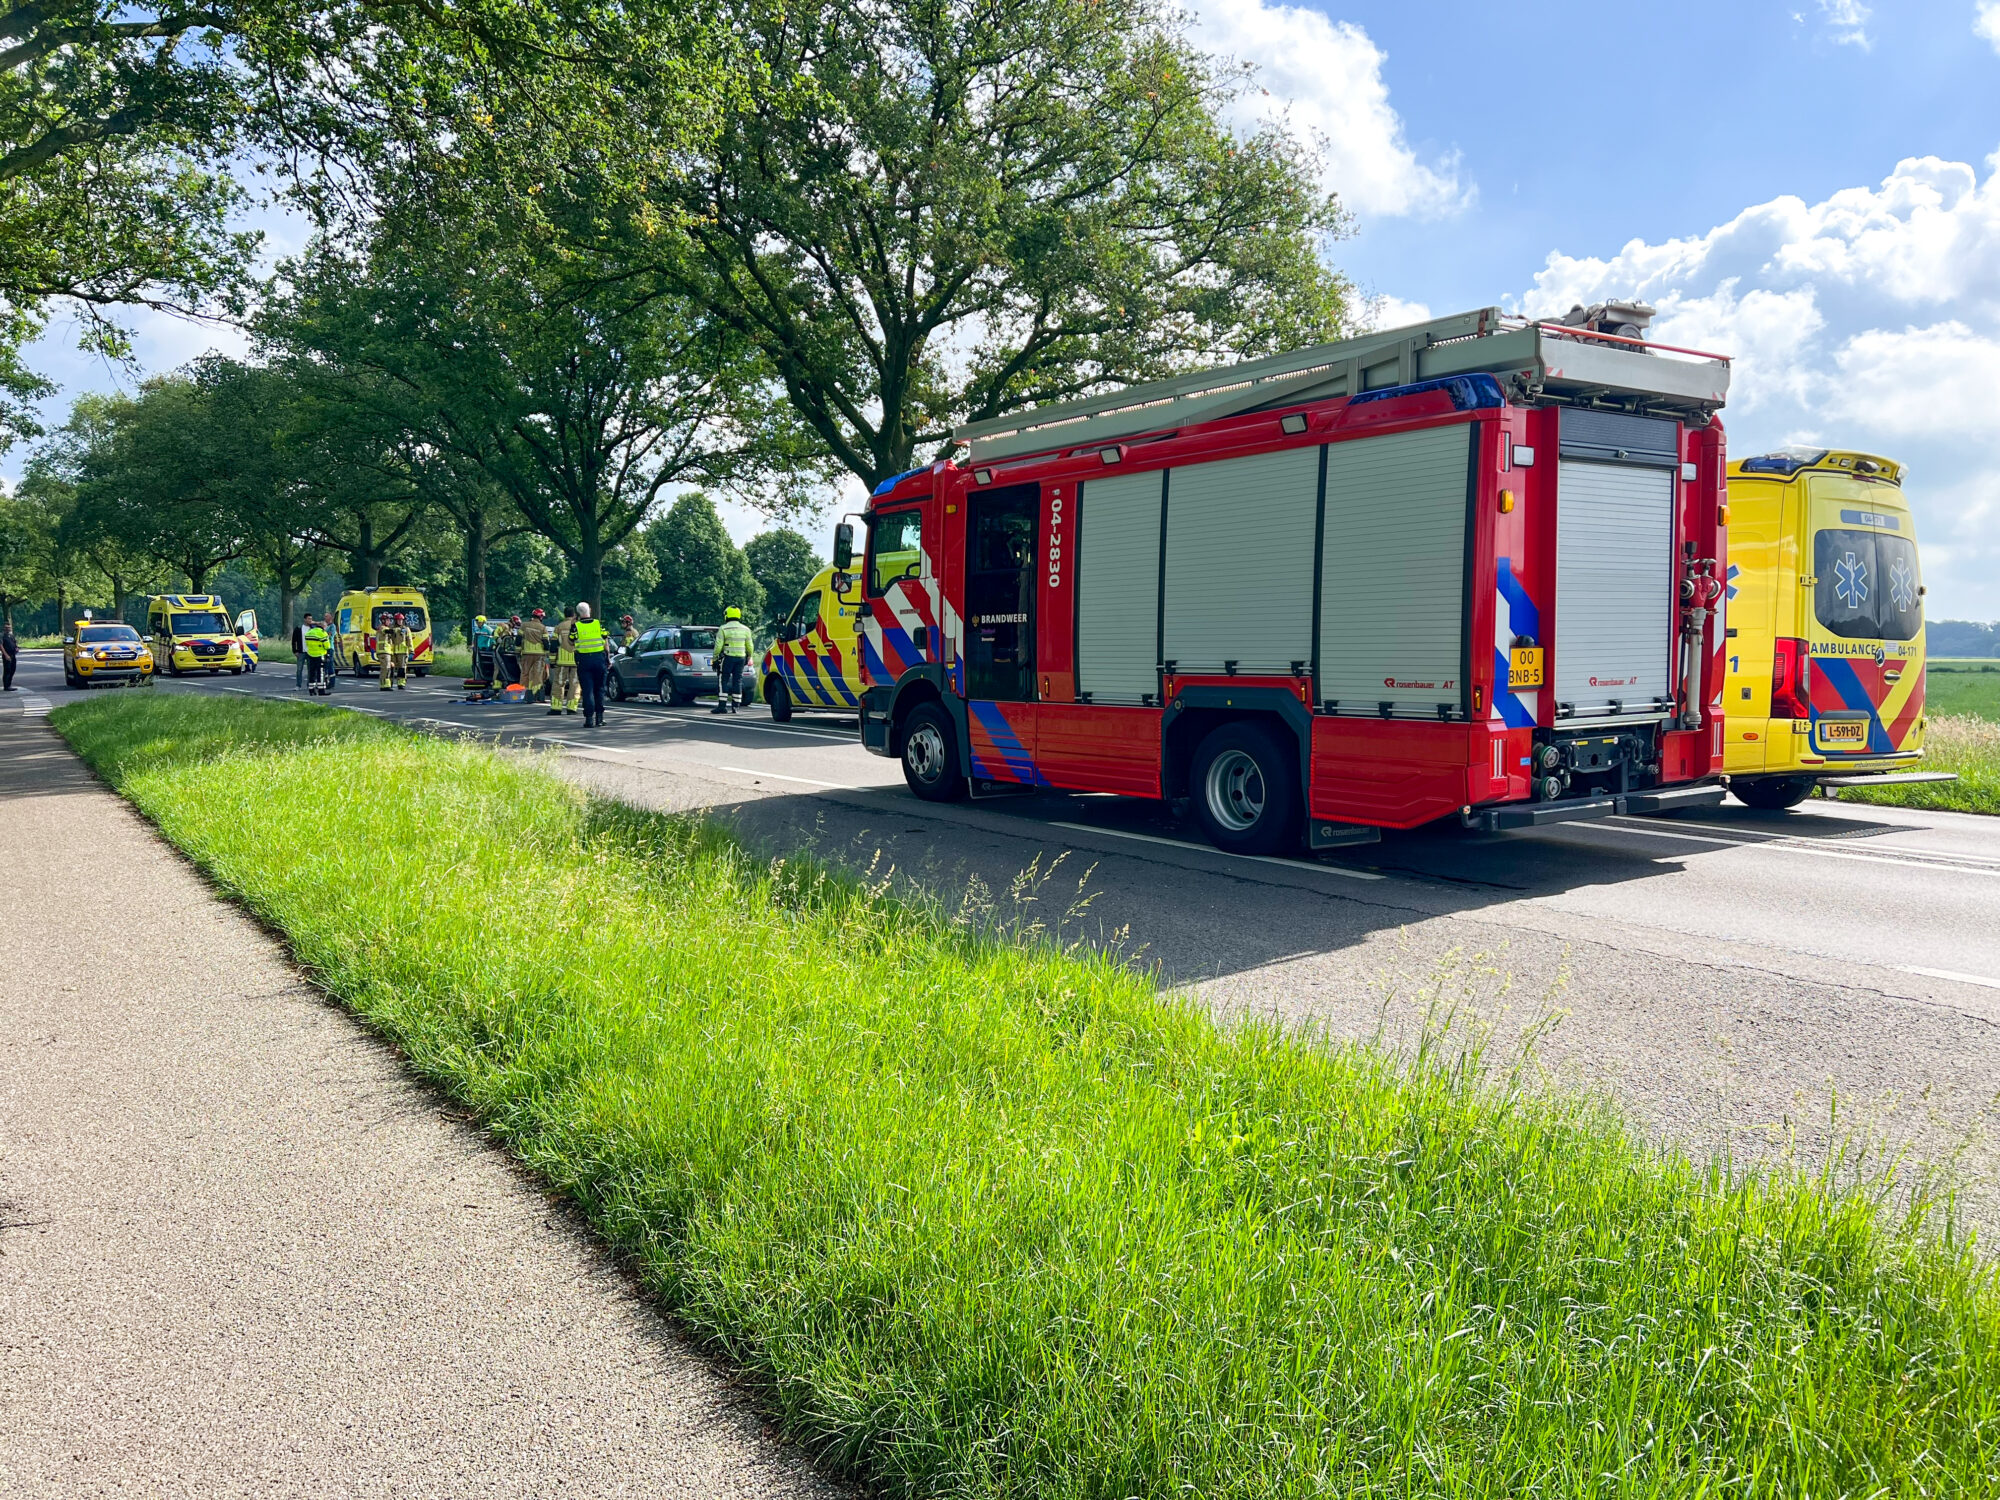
[614,0,1351,489]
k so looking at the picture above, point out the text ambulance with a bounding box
[855,305,1733,854]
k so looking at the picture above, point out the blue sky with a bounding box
[12,1,2000,617]
[1196,0,2000,621]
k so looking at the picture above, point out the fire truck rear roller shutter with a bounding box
[1554,459,1675,717]
[1317,425,1472,716]
[1161,445,1319,676]
[1075,470,1165,704]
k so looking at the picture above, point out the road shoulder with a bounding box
[0,713,829,1498]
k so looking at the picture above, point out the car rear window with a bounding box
[679,628,717,651]
[1813,527,1923,642]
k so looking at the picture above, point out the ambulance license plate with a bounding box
[1819,719,1867,746]
[1508,647,1544,689]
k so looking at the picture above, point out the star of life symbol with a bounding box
[1834,550,1869,609]
[1889,555,1917,613]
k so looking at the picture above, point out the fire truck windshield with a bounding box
[869,508,924,594]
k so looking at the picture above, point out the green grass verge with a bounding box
[53,692,2000,1498]
[1834,713,2000,815]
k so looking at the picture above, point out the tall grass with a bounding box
[1837,712,2000,815]
[54,693,2000,1498]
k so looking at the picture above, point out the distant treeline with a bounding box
[1930,620,2000,657]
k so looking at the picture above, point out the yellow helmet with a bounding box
[725,606,742,620]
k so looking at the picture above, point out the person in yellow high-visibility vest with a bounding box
[711,606,754,716]
[573,602,610,728]
[302,615,332,696]
[547,607,580,716]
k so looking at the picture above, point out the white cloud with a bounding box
[1817,0,1873,48]
[1190,3,1468,219]
[1977,1,2000,53]
[1357,292,1434,331]
[1522,150,2000,620]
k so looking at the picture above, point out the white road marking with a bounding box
[712,764,863,790]
[20,693,52,718]
[1903,966,2000,991]
[1048,821,1386,881]
[1583,818,2000,878]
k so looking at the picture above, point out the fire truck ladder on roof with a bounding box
[952,307,1732,465]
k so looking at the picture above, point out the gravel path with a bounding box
[0,712,832,1499]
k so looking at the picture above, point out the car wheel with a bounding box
[1189,721,1300,855]
[899,702,966,802]
[767,675,793,722]
[1731,775,1816,811]
[230,667,244,675]
[609,671,628,703]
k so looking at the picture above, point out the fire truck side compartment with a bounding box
[1074,470,1165,705]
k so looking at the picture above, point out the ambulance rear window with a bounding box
[371,606,427,630]
[1813,528,1922,642]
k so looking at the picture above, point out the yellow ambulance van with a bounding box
[334,587,435,676]
[758,564,864,721]
[1723,447,1947,809]
[146,594,244,676]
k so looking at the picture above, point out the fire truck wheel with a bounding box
[899,702,965,802]
[766,676,793,722]
[1191,721,1301,855]
[1731,775,1816,811]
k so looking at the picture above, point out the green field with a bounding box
[1925,661,2000,722]
[52,692,2000,1499]
[1830,662,2000,815]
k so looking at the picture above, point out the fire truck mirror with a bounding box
[832,522,855,570]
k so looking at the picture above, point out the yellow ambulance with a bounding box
[334,587,436,676]
[1723,447,1943,809]
[758,564,864,720]
[146,594,245,676]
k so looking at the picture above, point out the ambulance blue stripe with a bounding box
[794,650,838,706]
[1813,656,1893,754]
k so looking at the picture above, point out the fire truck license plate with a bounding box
[1819,719,1867,746]
[1508,647,1544,689]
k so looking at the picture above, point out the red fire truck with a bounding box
[850,305,1733,854]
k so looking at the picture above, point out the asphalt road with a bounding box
[18,651,2000,1222]
[0,697,831,1498]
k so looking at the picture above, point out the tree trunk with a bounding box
[188,563,208,591]
[578,523,604,621]
[355,515,381,587]
[464,508,490,644]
